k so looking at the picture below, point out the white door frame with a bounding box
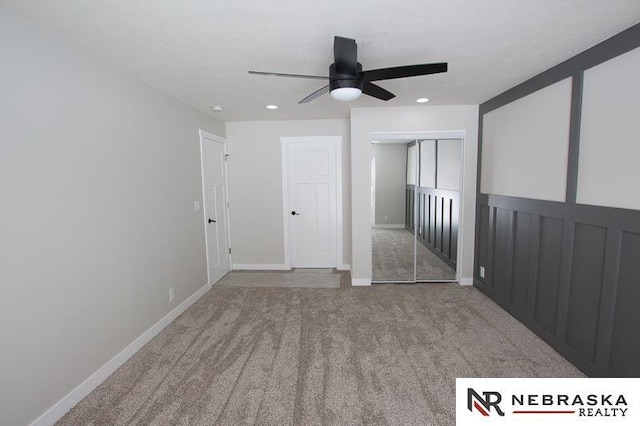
[199,129,232,285]
[370,130,466,283]
[281,136,343,269]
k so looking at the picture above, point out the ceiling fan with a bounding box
[249,36,447,103]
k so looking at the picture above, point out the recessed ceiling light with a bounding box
[416,98,429,103]
[266,105,278,110]
[211,105,224,112]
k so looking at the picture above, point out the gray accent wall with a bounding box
[475,23,640,377]
[407,139,462,268]
[408,186,459,268]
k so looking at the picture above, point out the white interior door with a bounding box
[201,132,231,284]
[284,138,339,268]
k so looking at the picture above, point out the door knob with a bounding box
[208,218,216,223]
[291,211,300,216]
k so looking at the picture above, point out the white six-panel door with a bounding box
[283,137,340,268]
[200,132,231,284]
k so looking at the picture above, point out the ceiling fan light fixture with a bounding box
[329,76,362,102]
[248,36,447,104]
[330,87,362,101]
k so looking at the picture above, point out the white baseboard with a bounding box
[351,278,372,286]
[233,264,350,271]
[31,281,212,426]
[372,224,405,229]
[232,263,291,271]
[459,277,473,286]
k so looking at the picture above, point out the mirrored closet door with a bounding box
[371,141,415,282]
[371,139,461,283]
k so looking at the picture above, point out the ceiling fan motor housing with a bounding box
[329,62,363,91]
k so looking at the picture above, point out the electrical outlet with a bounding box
[384,215,389,222]
[480,266,485,279]
[169,288,175,302]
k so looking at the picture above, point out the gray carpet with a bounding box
[57,278,582,425]
[373,228,456,282]
[216,269,341,289]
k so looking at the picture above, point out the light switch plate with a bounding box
[194,201,201,212]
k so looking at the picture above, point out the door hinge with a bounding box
[228,248,232,254]
[225,154,230,160]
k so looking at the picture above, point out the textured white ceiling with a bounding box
[3,0,640,122]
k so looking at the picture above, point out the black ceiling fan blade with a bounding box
[299,84,331,104]
[248,70,329,80]
[334,36,358,74]
[362,62,448,82]
[362,82,395,101]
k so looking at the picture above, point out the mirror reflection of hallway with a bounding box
[371,139,460,283]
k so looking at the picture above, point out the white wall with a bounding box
[0,11,225,425]
[372,143,407,226]
[224,119,351,269]
[406,144,417,185]
[419,140,436,188]
[481,78,572,202]
[437,139,462,191]
[350,106,479,285]
[577,46,640,210]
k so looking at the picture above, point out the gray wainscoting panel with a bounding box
[406,187,415,233]
[510,212,532,313]
[476,195,640,377]
[566,223,607,362]
[534,216,564,334]
[493,208,513,299]
[477,205,491,287]
[428,192,436,244]
[407,186,459,268]
[450,198,459,266]
[442,197,451,257]
[609,231,640,377]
